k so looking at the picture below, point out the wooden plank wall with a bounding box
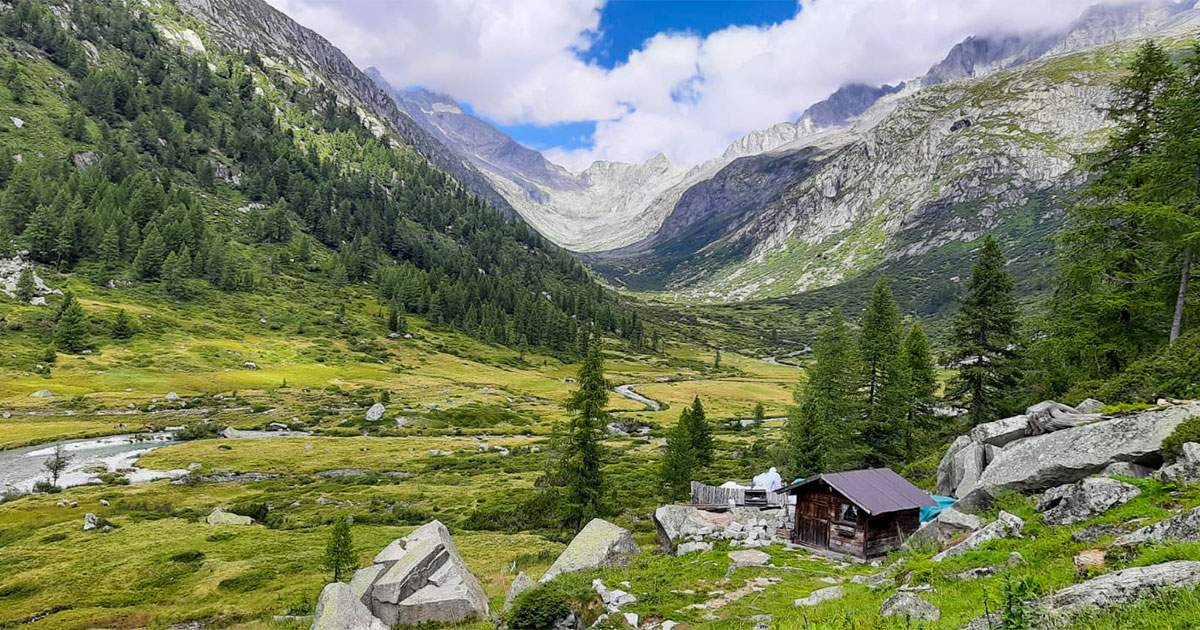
[690,481,789,507]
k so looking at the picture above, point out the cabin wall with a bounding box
[863,510,920,558]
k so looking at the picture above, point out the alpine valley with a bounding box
[3,1,1200,630]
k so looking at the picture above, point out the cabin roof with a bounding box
[780,468,937,516]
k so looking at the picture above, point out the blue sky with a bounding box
[268,0,1106,169]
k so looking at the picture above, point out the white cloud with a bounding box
[266,0,1126,171]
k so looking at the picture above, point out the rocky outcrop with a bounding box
[1036,477,1141,526]
[311,582,389,630]
[348,520,489,626]
[794,585,843,607]
[958,561,1200,629]
[940,404,1199,498]
[653,504,789,554]
[931,511,1024,562]
[1155,442,1200,484]
[540,519,639,583]
[1116,506,1200,547]
[880,592,940,621]
[908,507,984,548]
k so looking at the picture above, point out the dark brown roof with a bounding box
[780,468,937,515]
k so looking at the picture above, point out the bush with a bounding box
[169,550,205,563]
[230,502,269,522]
[175,423,221,440]
[1099,330,1200,402]
[506,583,571,630]
[461,489,563,533]
[1163,416,1200,463]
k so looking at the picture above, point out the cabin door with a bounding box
[796,493,833,549]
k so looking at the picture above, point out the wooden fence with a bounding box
[690,481,789,507]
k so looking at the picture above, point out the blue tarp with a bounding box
[921,495,957,522]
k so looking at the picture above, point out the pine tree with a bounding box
[659,420,698,502]
[111,309,135,339]
[753,401,766,428]
[134,226,167,279]
[562,341,608,530]
[713,348,721,369]
[786,309,862,478]
[14,266,34,303]
[680,396,714,467]
[162,250,187,298]
[55,294,89,353]
[22,205,58,263]
[858,276,907,466]
[43,445,70,487]
[99,224,121,269]
[900,321,938,453]
[948,235,1020,425]
[323,516,355,582]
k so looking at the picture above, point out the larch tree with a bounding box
[323,515,355,582]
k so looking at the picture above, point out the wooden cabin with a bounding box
[780,468,936,559]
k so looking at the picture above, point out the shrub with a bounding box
[169,550,205,563]
[230,502,269,522]
[175,423,221,440]
[506,584,571,630]
[1099,330,1200,402]
[461,489,563,533]
[1163,416,1200,463]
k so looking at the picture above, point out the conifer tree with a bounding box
[900,321,938,452]
[680,396,714,467]
[786,309,861,478]
[659,418,698,502]
[134,226,167,279]
[111,309,134,339]
[858,276,907,466]
[323,516,355,582]
[55,294,89,353]
[99,224,121,269]
[562,341,608,530]
[14,266,34,303]
[162,250,187,298]
[753,402,766,428]
[948,235,1020,425]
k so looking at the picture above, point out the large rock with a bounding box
[83,513,100,531]
[794,585,843,607]
[969,414,1030,448]
[540,519,639,583]
[206,507,254,526]
[969,405,1199,496]
[908,507,983,548]
[957,561,1200,629]
[1154,441,1200,485]
[365,403,386,422]
[356,520,489,626]
[931,511,1024,562]
[311,582,389,630]
[1075,398,1106,414]
[880,592,940,621]
[1116,505,1200,547]
[503,572,535,613]
[937,439,995,497]
[1036,477,1140,526]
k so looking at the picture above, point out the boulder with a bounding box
[675,541,712,555]
[29,389,53,398]
[1075,398,1106,414]
[311,582,389,630]
[728,549,770,567]
[969,414,1029,448]
[83,513,99,531]
[932,511,1023,562]
[206,508,254,526]
[969,405,1199,496]
[1155,441,1200,484]
[1116,506,1200,547]
[359,520,489,626]
[794,585,843,607]
[908,507,983,548]
[540,519,639,582]
[958,561,1200,629]
[1036,477,1141,526]
[880,592,940,621]
[220,426,247,439]
[1102,461,1154,479]
[503,572,535,613]
[1071,523,1125,544]
[365,403,386,423]
[165,391,181,402]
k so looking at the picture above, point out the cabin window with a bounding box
[835,502,859,525]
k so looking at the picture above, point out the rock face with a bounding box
[1155,441,1200,484]
[311,582,389,630]
[880,592,941,621]
[364,403,386,422]
[540,519,639,583]
[794,585,843,607]
[1116,506,1200,547]
[206,508,254,526]
[959,561,1200,629]
[653,504,789,553]
[1036,477,1141,526]
[932,511,1024,562]
[352,520,489,626]
[503,572,535,613]
[941,404,1199,498]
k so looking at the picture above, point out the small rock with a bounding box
[1074,548,1106,576]
[880,592,940,621]
[728,549,770,567]
[364,403,386,422]
[206,507,254,526]
[1075,398,1106,414]
[675,541,712,556]
[83,513,99,531]
[165,392,181,401]
[29,389,53,398]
